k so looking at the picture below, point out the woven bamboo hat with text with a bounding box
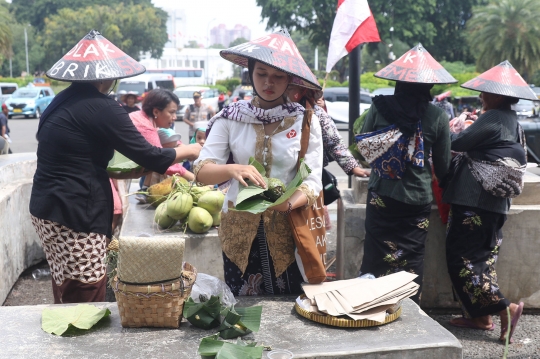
[46,29,146,82]
[220,30,321,91]
[461,61,538,101]
[375,43,457,84]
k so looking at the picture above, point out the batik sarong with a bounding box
[223,220,304,296]
[445,204,510,318]
[31,216,107,304]
[360,191,431,304]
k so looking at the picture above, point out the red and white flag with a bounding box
[326,0,380,73]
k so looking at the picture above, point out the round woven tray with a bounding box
[294,297,402,328]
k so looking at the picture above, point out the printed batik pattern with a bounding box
[31,216,107,286]
[369,192,386,209]
[463,211,482,230]
[459,236,503,308]
[355,121,424,180]
[316,106,358,174]
[383,241,413,275]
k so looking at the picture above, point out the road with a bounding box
[6,115,352,182]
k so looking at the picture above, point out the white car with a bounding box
[173,86,220,120]
[324,101,371,131]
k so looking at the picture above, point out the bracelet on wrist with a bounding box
[280,201,293,216]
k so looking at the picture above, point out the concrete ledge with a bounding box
[120,194,224,280]
[0,297,462,358]
[340,176,540,308]
[0,153,44,305]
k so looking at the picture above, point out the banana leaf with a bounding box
[234,158,312,214]
[216,343,263,359]
[218,305,262,339]
[42,304,111,336]
[107,151,141,172]
[198,336,262,359]
[183,296,222,330]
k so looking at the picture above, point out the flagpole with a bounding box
[348,45,361,188]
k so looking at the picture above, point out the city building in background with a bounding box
[210,24,251,47]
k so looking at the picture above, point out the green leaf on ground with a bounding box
[41,304,111,336]
[107,151,141,172]
[216,342,263,359]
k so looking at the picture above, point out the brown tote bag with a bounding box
[287,106,327,284]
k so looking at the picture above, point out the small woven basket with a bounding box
[113,262,197,328]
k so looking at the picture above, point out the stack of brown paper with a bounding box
[298,271,419,323]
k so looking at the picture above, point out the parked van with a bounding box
[0,83,18,105]
[146,68,205,87]
[117,74,175,102]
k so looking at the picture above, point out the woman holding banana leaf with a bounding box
[194,31,323,296]
[29,31,201,304]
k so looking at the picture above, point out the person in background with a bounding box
[0,104,10,154]
[218,91,226,111]
[30,31,201,304]
[183,91,215,141]
[158,128,195,182]
[433,94,455,120]
[118,91,140,114]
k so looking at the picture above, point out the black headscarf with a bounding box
[372,82,434,136]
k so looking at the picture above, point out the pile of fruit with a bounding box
[145,175,225,234]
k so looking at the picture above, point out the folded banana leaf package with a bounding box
[183,295,262,339]
[233,157,311,214]
[107,151,141,172]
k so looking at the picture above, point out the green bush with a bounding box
[0,76,34,87]
[216,78,241,92]
[210,84,227,94]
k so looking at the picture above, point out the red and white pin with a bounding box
[286,129,297,139]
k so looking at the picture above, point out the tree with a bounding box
[41,3,168,67]
[0,23,44,77]
[256,0,482,76]
[209,44,225,49]
[10,0,153,30]
[228,37,249,47]
[467,0,540,79]
[0,4,12,61]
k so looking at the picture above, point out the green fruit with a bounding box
[166,192,193,220]
[190,186,212,203]
[211,212,221,226]
[188,207,213,234]
[197,191,225,215]
[264,177,286,201]
[154,202,177,229]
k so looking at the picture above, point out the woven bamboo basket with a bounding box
[113,262,197,328]
[294,295,402,328]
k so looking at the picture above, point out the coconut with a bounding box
[211,212,221,226]
[148,177,174,207]
[188,207,213,234]
[154,202,177,229]
[166,192,193,220]
[197,191,225,215]
[190,186,212,203]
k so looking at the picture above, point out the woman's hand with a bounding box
[108,167,151,179]
[352,166,370,177]
[227,164,267,188]
[269,200,291,213]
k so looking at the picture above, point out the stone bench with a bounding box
[0,153,45,305]
[0,297,462,358]
[337,169,540,309]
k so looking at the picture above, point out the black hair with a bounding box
[142,89,179,118]
[502,96,520,106]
